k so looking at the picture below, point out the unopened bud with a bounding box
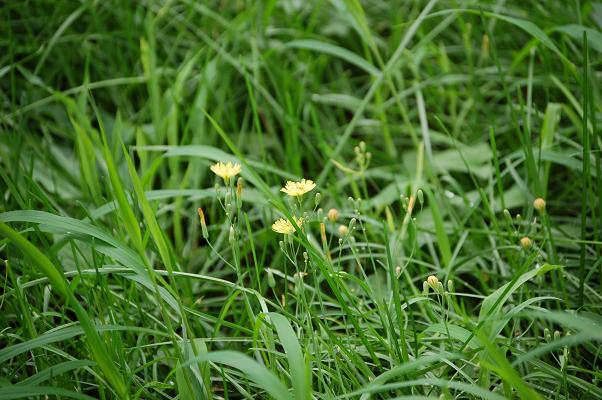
[482,34,490,57]
[417,189,424,205]
[520,236,532,250]
[314,192,321,207]
[236,178,243,209]
[533,198,546,213]
[320,222,327,244]
[327,208,339,222]
[427,275,439,290]
[197,208,208,239]
[407,195,416,214]
[229,226,235,244]
[268,270,276,288]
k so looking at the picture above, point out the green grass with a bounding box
[1,0,602,398]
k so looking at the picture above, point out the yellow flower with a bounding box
[271,217,303,234]
[280,179,316,197]
[210,161,241,181]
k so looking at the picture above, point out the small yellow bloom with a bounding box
[337,225,348,236]
[271,216,303,234]
[280,179,316,197]
[210,161,241,181]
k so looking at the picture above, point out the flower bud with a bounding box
[427,275,439,290]
[447,279,454,293]
[197,208,209,239]
[236,177,243,209]
[407,195,416,213]
[228,225,235,244]
[533,198,546,213]
[320,222,327,245]
[268,270,276,288]
[314,192,321,207]
[327,208,339,222]
[417,189,424,205]
[503,209,513,225]
[520,236,532,250]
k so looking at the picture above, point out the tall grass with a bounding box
[1,1,601,398]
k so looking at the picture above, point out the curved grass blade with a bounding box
[181,350,291,400]
[269,313,311,400]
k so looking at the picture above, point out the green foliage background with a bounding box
[1,1,601,399]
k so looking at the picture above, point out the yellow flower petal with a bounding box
[280,179,316,197]
[210,161,241,181]
[271,217,303,234]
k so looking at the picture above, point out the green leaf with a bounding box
[0,223,128,398]
[422,187,452,268]
[269,313,311,400]
[0,386,97,400]
[181,350,291,400]
[18,360,95,386]
[285,40,379,76]
[478,264,561,339]
[555,25,602,54]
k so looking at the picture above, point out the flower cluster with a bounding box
[209,160,318,237]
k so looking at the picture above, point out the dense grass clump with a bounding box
[1,1,602,398]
